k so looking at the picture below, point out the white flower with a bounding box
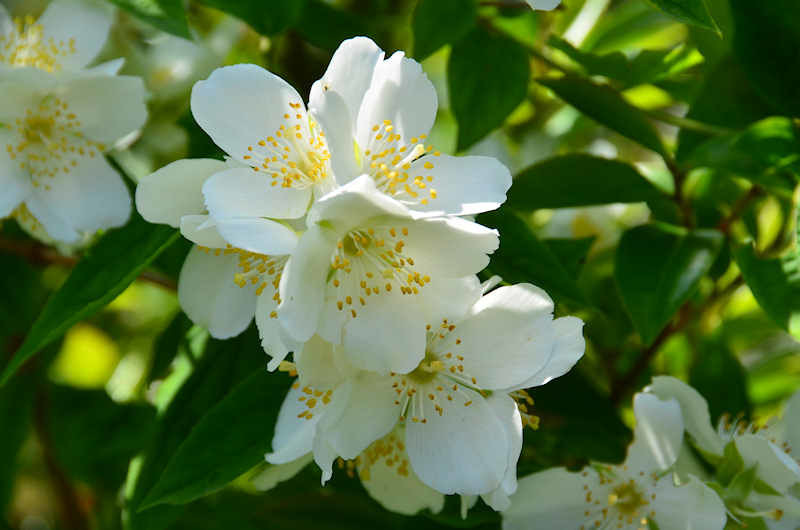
[503,393,727,530]
[135,159,300,368]
[267,283,585,511]
[525,0,562,11]
[308,37,512,216]
[277,175,501,373]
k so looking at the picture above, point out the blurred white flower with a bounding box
[503,393,727,530]
[525,0,561,11]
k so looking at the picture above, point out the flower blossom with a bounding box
[0,0,147,244]
[502,392,727,530]
[265,282,585,513]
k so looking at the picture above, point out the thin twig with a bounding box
[0,237,177,291]
[644,109,735,136]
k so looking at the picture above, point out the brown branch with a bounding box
[34,390,90,530]
[716,186,763,234]
[0,237,176,291]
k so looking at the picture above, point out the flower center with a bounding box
[360,120,441,206]
[608,480,648,516]
[582,470,655,530]
[0,15,76,72]
[329,225,430,319]
[201,246,287,314]
[355,428,410,481]
[286,377,333,421]
[5,97,104,189]
[243,102,331,191]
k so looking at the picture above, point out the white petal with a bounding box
[401,216,498,278]
[278,225,336,343]
[266,384,323,465]
[214,218,298,256]
[312,430,339,484]
[179,215,228,248]
[136,159,227,227]
[86,58,125,75]
[651,476,726,530]
[736,434,800,493]
[252,454,312,492]
[177,246,256,339]
[355,51,437,149]
[23,195,79,243]
[202,167,311,220]
[0,4,11,36]
[37,0,113,70]
[625,393,684,472]
[0,130,31,217]
[784,391,800,455]
[294,335,352,390]
[502,468,597,529]
[191,64,306,162]
[510,316,585,390]
[646,375,725,457]
[438,284,557,390]
[255,293,296,371]
[58,75,147,144]
[307,174,409,230]
[317,374,399,460]
[481,394,523,512]
[406,389,507,495]
[309,37,384,181]
[28,154,130,235]
[404,155,511,216]
[359,427,445,516]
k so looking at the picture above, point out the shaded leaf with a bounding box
[294,0,371,52]
[616,223,723,344]
[544,237,595,279]
[197,0,305,35]
[539,75,668,157]
[689,338,750,425]
[148,313,194,384]
[507,154,665,210]
[412,0,476,61]
[449,26,529,151]
[645,0,719,32]
[109,0,190,38]
[0,216,179,386]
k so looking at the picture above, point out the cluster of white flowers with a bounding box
[136,36,586,511]
[503,376,800,530]
[0,0,147,245]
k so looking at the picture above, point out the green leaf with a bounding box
[716,440,745,485]
[645,0,719,33]
[735,243,800,338]
[412,0,476,60]
[725,466,757,503]
[197,0,305,35]
[616,223,724,344]
[0,367,36,509]
[127,327,265,528]
[478,210,587,304]
[109,0,190,39]
[294,0,370,52]
[448,26,529,151]
[507,154,665,210]
[140,370,290,507]
[539,75,668,158]
[544,237,595,279]
[729,0,800,117]
[688,117,800,192]
[148,313,193,384]
[689,338,750,424]
[47,384,156,489]
[0,216,178,386]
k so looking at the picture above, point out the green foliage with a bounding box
[0,216,178,386]
[689,338,751,423]
[644,0,719,32]
[507,154,665,210]
[448,26,530,150]
[615,224,723,344]
[109,0,190,38]
[412,0,476,60]
[197,0,306,36]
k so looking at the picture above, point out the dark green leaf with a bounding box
[735,243,800,338]
[148,313,194,384]
[0,215,178,386]
[730,0,800,116]
[140,370,290,507]
[616,223,723,344]
[688,117,800,192]
[412,0,476,60]
[544,237,595,279]
[449,26,529,151]
[294,0,371,52]
[689,338,750,425]
[507,154,665,210]
[197,0,305,35]
[539,75,668,157]
[109,0,190,39]
[47,384,156,489]
[645,0,719,32]
[478,210,587,304]
[0,368,36,509]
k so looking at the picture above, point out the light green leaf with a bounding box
[449,26,529,151]
[412,0,476,60]
[539,75,668,157]
[645,0,719,33]
[507,154,665,210]
[109,0,190,39]
[616,223,724,344]
[0,216,179,386]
